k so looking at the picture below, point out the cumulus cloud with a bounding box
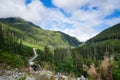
[52,0,120,41]
[0,0,43,22]
[0,0,120,41]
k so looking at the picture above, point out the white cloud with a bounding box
[0,0,43,22]
[52,0,120,41]
[52,0,92,12]
[0,0,120,41]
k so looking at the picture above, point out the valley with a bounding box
[0,18,120,80]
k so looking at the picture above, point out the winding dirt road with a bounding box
[29,48,38,65]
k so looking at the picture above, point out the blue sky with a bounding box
[40,0,55,8]
[105,9,120,19]
[0,0,120,41]
[26,0,32,4]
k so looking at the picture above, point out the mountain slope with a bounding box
[0,17,81,47]
[87,23,120,43]
[84,23,120,59]
[0,17,81,69]
[80,23,120,62]
[72,24,120,71]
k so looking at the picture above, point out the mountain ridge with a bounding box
[0,17,81,47]
[87,23,120,43]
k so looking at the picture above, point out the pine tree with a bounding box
[0,24,4,49]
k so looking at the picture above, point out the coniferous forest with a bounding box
[0,18,120,80]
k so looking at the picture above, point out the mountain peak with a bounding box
[0,17,25,22]
[0,17,42,29]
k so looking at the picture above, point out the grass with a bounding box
[22,41,44,51]
[0,50,26,69]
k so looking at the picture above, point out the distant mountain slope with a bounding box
[73,23,120,68]
[0,17,81,47]
[81,23,120,61]
[87,23,120,43]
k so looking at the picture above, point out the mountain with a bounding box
[0,17,81,48]
[85,23,120,57]
[0,18,120,79]
[80,23,120,61]
[0,17,81,69]
[71,24,120,79]
[87,23,120,43]
[70,23,120,64]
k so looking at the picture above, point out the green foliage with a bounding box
[61,52,75,73]
[0,22,34,69]
[113,69,120,80]
[0,50,26,69]
[0,17,120,79]
[87,23,120,42]
[0,17,81,47]
[0,24,4,49]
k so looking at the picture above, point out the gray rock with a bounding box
[25,76,36,80]
[80,75,86,80]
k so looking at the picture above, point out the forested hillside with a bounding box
[35,23,120,79]
[0,17,81,73]
[0,24,33,69]
[71,23,120,79]
[0,17,81,47]
[87,23,120,42]
[0,17,120,80]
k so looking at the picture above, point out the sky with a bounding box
[0,0,120,42]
